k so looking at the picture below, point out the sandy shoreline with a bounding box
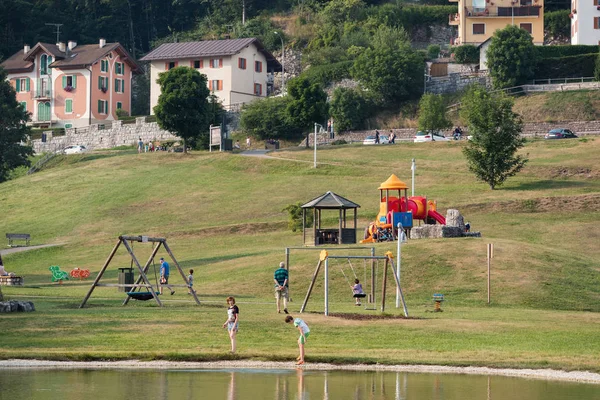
[1,359,599,384]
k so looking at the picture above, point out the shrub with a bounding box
[453,45,479,64]
[240,96,303,140]
[427,44,441,60]
[301,60,353,87]
[283,202,313,232]
[534,53,598,79]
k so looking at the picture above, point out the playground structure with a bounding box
[80,235,200,308]
[361,174,447,243]
[300,250,408,316]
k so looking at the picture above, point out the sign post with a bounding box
[209,125,222,152]
[487,243,493,304]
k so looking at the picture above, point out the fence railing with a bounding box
[528,77,595,85]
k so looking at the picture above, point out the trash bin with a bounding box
[118,267,134,292]
[222,138,233,151]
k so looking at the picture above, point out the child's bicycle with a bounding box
[376,227,394,242]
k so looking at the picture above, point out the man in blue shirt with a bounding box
[159,257,175,295]
[273,262,289,314]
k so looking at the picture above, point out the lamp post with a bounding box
[274,31,285,93]
[314,123,323,168]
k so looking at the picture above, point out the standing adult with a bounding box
[246,136,251,149]
[138,137,144,153]
[159,257,175,295]
[375,130,380,144]
[273,261,289,314]
[389,130,396,144]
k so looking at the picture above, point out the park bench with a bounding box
[6,233,31,247]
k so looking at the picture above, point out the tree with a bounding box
[417,94,451,134]
[453,45,479,64]
[286,77,329,148]
[486,25,538,89]
[329,87,371,132]
[351,26,424,105]
[0,68,33,183]
[240,96,302,140]
[153,67,211,153]
[460,85,528,190]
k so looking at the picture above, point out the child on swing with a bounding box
[351,278,364,306]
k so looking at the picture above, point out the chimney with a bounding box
[24,44,30,54]
[68,40,77,51]
[57,42,66,52]
[99,38,106,48]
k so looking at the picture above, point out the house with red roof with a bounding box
[1,39,142,128]
[140,38,282,112]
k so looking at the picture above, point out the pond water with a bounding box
[0,368,598,400]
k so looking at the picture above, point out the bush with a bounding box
[330,139,348,145]
[240,96,303,140]
[283,202,313,232]
[453,45,479,64]
[116,109,129,118]
[534,53,598,79]
[427,44,441,60]
[301,60,354,87]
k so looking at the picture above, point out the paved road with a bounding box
[0,244,61,257]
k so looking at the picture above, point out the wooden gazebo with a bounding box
[301,191,360,246]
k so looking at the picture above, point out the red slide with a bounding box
[428,210,446,225]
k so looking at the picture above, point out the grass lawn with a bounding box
[1,136,599,371]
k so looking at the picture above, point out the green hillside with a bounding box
[1,138,599,369]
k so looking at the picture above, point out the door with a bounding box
[38,101,51,121]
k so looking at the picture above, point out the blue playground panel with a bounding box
[392,212,413,228]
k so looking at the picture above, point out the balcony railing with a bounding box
[464,6,540,17]
[449,13,460,25]
[35,79,52,99]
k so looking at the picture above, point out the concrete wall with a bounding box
[32,117,180,154]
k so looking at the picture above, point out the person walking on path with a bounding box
[159,257,175,295]
[375,130,380,144]
[137,137,144,153]
[286,315,310,365]
[274,261,289,314]
[222,296,239,353]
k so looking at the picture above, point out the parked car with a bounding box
[363,135,389,145]
[413,131,449,143]
[63,145,88,154]
[544,128,577,140]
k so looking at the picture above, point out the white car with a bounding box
[63,145,88,154]
[363,135,389,145]
[413,131,449,143]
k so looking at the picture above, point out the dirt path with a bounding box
[0,244,61,257]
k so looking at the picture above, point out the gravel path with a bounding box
[1,359,599,384]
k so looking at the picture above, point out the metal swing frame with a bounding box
[79,235,200,308]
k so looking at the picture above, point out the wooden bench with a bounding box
[6,233,31,247]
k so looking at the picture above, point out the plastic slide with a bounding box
[427,209,446,225]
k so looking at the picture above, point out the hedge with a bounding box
[536,45,599,59]
[29,128,65,140]
[534,53,598,79]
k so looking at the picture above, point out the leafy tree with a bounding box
[240,96,302,140]
[283,202,314,232]
[453,45,479,64]
[153,67,211,153]
[351,26,424,104]
[417,94,451,134]
[486,25,538,89]
[544,10,570,40]
[426,44,440,60]
[286,77,329,148]
[0,68,33,183]
[329,87,371,132]
[460,85,528,190]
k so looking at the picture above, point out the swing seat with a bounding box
[353,293,367,298]
[127,291,160,301]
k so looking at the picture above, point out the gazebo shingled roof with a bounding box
[301,191,360,209]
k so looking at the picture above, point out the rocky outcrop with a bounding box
[0,301,35,313]
[411,209,481,239]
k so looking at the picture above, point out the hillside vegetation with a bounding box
[1,138,599,369]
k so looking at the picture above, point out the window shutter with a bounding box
[66,99,72,113]
[218,80,223,90]
[596,17,599,29]
[122,79,125,93]
[72,76,77,89]
[238,58,241,68]
[165,62,169,70]
[106,78,109,91]
[62,76,67,89]
[115,79,118,92]
[16,79,20,92]
[98,100,102,113]
[200,60,204,68]
[219,58,223,68]
[26,78,30,91]
[98,76,102,89]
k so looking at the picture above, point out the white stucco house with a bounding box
[570,0,600,45]
[140,38,282,112]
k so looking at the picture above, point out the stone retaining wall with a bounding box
[0,301,35,313]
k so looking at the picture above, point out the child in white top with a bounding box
[187,269,195,294]
[352,279,365,306]
[286,315,310,365]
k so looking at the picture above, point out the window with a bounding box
[595,17,600,29]
[193,60,203,69]
[62,75,77,90]
[16,78,29,92]
[238,58,247,69]
[98,76,109,92]
[65,99,73,113]
[254,83,262,96]
[210,58,222,68]
[520,23,532,34]
[40,54,52,75]
[209,80,223,91]
[97,99,108,114]
[115,62,125,75]
[255,61,262,73]
[168,62,176,70]
[114,78,125,93]
[473,23,485,35]
[19,101,27,111]
[116,102,122,110]
[101,59,109,72]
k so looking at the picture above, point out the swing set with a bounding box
[79,235,200,308]
[300,250,408,316]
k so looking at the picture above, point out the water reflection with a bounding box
[0,368,597,400]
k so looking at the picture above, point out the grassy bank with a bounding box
[1,137,599,370]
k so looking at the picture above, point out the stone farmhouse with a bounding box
[140,38,282,112]
[449,0,544,45]
[1,39,142,129]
